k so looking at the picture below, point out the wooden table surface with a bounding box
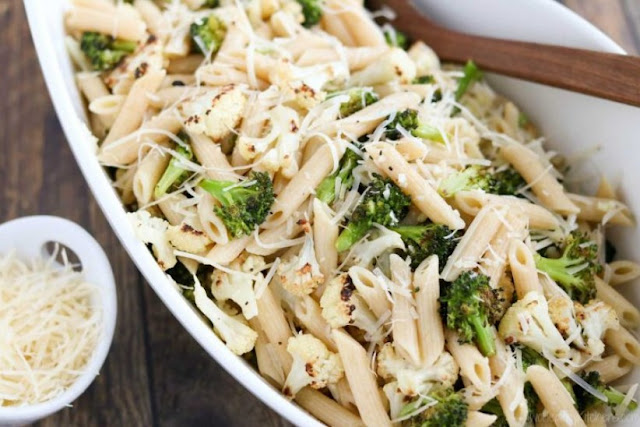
[0,1,638,426]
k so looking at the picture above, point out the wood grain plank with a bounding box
[564,0,639,54]
[0,1,155,426]
[621,0,640,54]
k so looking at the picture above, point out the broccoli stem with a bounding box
[335,221,370,252]
[412,123,444,143]
[534,255,582,287]
[154,145,193,199]
[316,150,359,204]
[199,179,236,205]
[604,388,638,410]
[111,39,137,53]
[470,314,496,357]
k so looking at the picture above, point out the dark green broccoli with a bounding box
[402,388,468,427]
[167,262,213,304]
[154,136,195,199]
[328,88,379,118]
[389,222,460,270]
[576,371,638,414]
[202,0,219,7]
[334,175,411,252]
[80,31,137,71]
[190,15,226,55]
[438,166,526,198]
[199,171,275,238]
[480,398,509,427]
[383,26,409,50]
[315,148,360,204]
[441,271,503,356]
[296,0,323,28]
[413,75,435,84]
[385,109,444,142]
[534,231,602,304]
[520,345,546,369]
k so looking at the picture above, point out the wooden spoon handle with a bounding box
[407,25,640,107]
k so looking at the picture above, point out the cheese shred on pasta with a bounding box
[0,250,101,407]
[65,0,639,425]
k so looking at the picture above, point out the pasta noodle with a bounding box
[65,1,640,424]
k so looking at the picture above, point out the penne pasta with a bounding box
[332,329,392,427]
[526,365,586,427]
[367,142,465,230]
[502,144,579,215]
[65,2,640,423]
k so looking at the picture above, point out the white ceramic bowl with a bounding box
[24,1,640,425]
[0,216,116,426]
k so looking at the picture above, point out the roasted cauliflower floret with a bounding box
[166,222,212,254]
[348,48,416,87]
[376,342,459,397]
[259,105,302,178]
[283,333,344,398]
[547,294,581,341]
[320,273,380,339]
[193,277,257,355]
[576,300,620,357]
[128,210,177,271]
[278,227,324,297]
[210,254,265,320]
[181,84,247,140]
[498,291,570,358]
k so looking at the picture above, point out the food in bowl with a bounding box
[62,0,640,425]
[0,248,102,407]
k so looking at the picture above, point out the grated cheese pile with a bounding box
[0,250,102,407]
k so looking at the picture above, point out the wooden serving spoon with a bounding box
[368,0,640,107]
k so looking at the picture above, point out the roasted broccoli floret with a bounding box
[438,166,526,198]
[389,222,460,270]
[385,109,444,142]
[154,136,194,199]
[402,388,468,427]
[383,26,409,50]
[80,31,137,71]
[327,88,379,118]
[334,175,411,252]
[315,149,360,204]
[202,0,219,7]
[296,0,323,28]
[534,231,602,304]
[576,371,638,414]
[199,171,275,238]
[441,271,502,356]
[190,14,226,55]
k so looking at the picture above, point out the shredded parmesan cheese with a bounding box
[0,250,101,407]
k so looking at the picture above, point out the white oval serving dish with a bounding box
[23,0,640,425]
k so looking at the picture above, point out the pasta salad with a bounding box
[64,0,640,426]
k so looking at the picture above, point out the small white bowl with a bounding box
[0,216,117,426]
[23,0,640,425]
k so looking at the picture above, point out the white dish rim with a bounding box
[21,0,631,425]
